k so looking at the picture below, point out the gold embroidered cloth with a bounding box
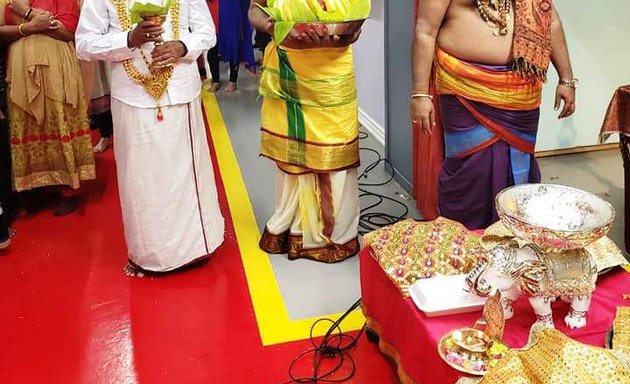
[614,307,630,354]
[7,35,95,191]
[364,217,484,296]
[457,326,630,384]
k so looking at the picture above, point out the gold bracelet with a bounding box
[24,8,33,21]
[411,93,433,100]
[18,23,28,37]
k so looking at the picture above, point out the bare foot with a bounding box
[93,137,112,154]
[123,262,145,278]
[208,82,221,93]
[223,82,237,94]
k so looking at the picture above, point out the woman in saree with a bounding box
[207,0,255,93]
[0,2,56,244]
[1,0,95,216]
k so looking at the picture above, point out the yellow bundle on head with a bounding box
[258,0,371,42]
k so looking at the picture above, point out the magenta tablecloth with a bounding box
[360,247,630,384]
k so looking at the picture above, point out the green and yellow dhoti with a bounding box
[258,42,360,263]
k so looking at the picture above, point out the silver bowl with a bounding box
[495,184,615,250]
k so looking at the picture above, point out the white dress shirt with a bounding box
[75,0,215,109]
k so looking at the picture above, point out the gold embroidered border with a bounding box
[260,129,360,173]
[259,228,359,263]
[13,166,96,192]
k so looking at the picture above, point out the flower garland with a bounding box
[113,0,180,120]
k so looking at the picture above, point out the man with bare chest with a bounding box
[411,0,576,229]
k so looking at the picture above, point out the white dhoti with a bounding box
[260,168,360,263]
[111,97,224,272]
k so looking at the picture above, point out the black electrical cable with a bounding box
[357,134,412,235]
[280,299,364,384]
[280,131,413,383]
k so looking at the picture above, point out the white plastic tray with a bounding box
[409,274,487,317]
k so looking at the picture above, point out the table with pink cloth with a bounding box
[359,246,630,384]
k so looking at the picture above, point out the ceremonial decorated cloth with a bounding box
[457,325,630,384]
[614,307,630,354]
[435,48,543,113]
[511,0,554,81]
[259,41,359,174]
[364,217,484,296]
[6,0,95,192]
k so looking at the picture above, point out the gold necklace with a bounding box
[474,0,511,36]
[113,0,180,121]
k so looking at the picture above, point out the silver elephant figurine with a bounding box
[465,242,598,329]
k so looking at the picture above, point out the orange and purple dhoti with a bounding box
[417,49,544,229]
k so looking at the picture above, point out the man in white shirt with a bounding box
[75,0,224,277]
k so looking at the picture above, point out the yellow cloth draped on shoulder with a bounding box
[7,34,95,191]
[259,41,359,174]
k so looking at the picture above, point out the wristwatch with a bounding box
[559,78,579,90]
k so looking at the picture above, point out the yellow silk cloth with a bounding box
[458,326,630,384]
[434,48,543,111]
[259,42,359,174]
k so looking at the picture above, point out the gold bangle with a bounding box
[24,8,33,21]
[18,23,28,37]
[411,93,433,100]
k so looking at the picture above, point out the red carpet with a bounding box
[0,123,394,382]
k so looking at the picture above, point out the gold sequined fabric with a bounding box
[457,326,630,384]
[614,307,630,354]
[364,218,484,296]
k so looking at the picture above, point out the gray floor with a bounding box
[215,66,626,320]
[215,68,418,320]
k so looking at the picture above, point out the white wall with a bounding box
[537,0,630,151]
[356,1,630,151]
[354,0,385,144]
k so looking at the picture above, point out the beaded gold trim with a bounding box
[112,0,180,118]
